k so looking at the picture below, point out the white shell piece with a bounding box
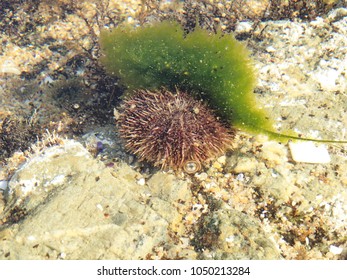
[289,141,331,163]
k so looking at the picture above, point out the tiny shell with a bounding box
[183,161,201,174]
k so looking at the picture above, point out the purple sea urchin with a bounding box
[117,89,234,172]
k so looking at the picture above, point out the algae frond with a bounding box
[100,21,273,135]
[99,21,347,144]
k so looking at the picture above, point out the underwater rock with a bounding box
[0,140,191,259]
[197,206,281,260]
[0,139,280,260]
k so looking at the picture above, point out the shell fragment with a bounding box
[289,141,331,164]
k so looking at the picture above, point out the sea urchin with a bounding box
[117,89,234,173]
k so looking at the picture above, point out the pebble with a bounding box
[137,178,146,186]
[260,141,287,165]
[312,67,339,91]
[195,172,208,181]
[236,173,245,182]
[266,46,276,53]
[217,155,226,165]
[329,245,343,255]
[235,21,253,34]
[127,16,134,24]
[233,157,257,173]
[212,161,223,170]
[0,181,9,191]
[327,7,347,22]
[289,142,331,164]
[96,204,103,211]
[0,59,21,75]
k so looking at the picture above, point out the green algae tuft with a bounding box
[100,21,274,136]
[99,21,347,143]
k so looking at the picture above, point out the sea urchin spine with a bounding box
[117,89,234,172]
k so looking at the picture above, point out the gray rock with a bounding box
[253,9,347,140]
[0,139,281,260]
[0,140,192,259]
[193,204,281,260]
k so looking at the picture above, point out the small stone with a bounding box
[327,8,347,22]
[58,252,66,259]
[127,16,134,24]
[233,157,257,173]
[96,204,103,211]
[217,155,227,165]
[260,141,287,165]
[0,181,8,191]
[329,245,343,255]
[0,59,21,75]
[309,17,325,27]
[289,142,331,164]
[235,21,253,34]
[266,46,276,53]
[195,172,208,181]
[236,173,245,181]
[212,161,223,170]
[313,68,339,91]
[137,178,146,186]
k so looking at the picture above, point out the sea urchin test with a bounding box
[117,89,233,171]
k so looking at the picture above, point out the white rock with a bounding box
[309,17,325,27]
[195,172,208,181]
[96,204,103,211]
[329,245,343,255]
[48,174,65,186]
[327,8,347,22]
[235,21,253,34]
[217,155,226,165]
[0,59,21,75]
[0,180,8,191]
[225,235,235,243]
[313,67,339,91]
[289,141,331,164]
[137,178,146,186]
[266,46,276,53]
[236,173,245,182]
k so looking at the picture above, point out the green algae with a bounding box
[99,21,346,143]
[100,21,274,136]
